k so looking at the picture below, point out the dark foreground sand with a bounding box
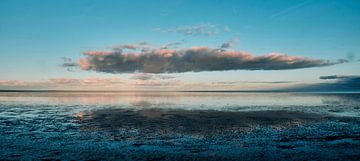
[1,104,359,160]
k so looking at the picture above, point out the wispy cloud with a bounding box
[0,80,28,86]
[270,0,313,20]
[134,80,181,87]
[161,41,184,49]
[0,78,123,90]
[60,57,79,72]
[154,23,230,36]
[130,73,176,80]
[345,52,357,62]
[0,77,182,90]
[63,43,345,74]
[49,78,123,86]
[112,42,152,52]
[212,81,295,85]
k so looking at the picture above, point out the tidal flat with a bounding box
[0,92,359,160]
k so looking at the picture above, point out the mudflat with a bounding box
[0,92,359,160]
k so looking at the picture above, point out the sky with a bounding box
[0,0,360,91]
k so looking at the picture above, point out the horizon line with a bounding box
[0,89,359,94]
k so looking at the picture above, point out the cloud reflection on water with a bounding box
[76,108,326,139]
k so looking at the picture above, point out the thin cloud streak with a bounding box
[130,73,176,80]
[270,0,313,20]
[213,81,295,85]
[154,23,229,36]
[0,77,182,90]
[0,78,123,89]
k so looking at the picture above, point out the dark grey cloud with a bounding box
[220,37,239,49]
[319,75,357,80]
[67,45,344,74]
[287,75,360,92]
[220,42,233,49]
[242,81,294,84]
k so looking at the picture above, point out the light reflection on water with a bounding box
[1,92,360,106]
[0,92,360,116]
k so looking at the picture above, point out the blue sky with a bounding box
[0,0,359,90]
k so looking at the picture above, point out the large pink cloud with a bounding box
[62,45,345,74]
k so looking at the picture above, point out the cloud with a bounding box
[112,42,151,51]
[61,62,78,67]
[211,81,239,85]
[60,57,80,72]
[270,0,313,20]
[244,81,295,84]
[0,77,183,90]
[220,42,233,49]
[134,80,181,87]
[112,41,184,52]
[49,78,123,86]
[63,45,344,74]
[223,26,231,32]
[346,52,356,62]
[130,73,153,80]
[129,73,180,88]
[286,75,360,92]
[0,78,123,90]
[112,41,186,53]
[130,73,176,80]
[220,37,239,49]
[61,57,78,67]
[155,24,226,36]
[319,75,357,80]
[0,80,28,86]
[161,41,183,49]
[212,81,294,85]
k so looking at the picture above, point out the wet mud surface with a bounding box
[0,106,359,160]
[0,93,360,160]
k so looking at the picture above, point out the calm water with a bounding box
[1,92,360,116]
[1,92,359,160]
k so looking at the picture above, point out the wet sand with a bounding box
[0,92,360,160]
